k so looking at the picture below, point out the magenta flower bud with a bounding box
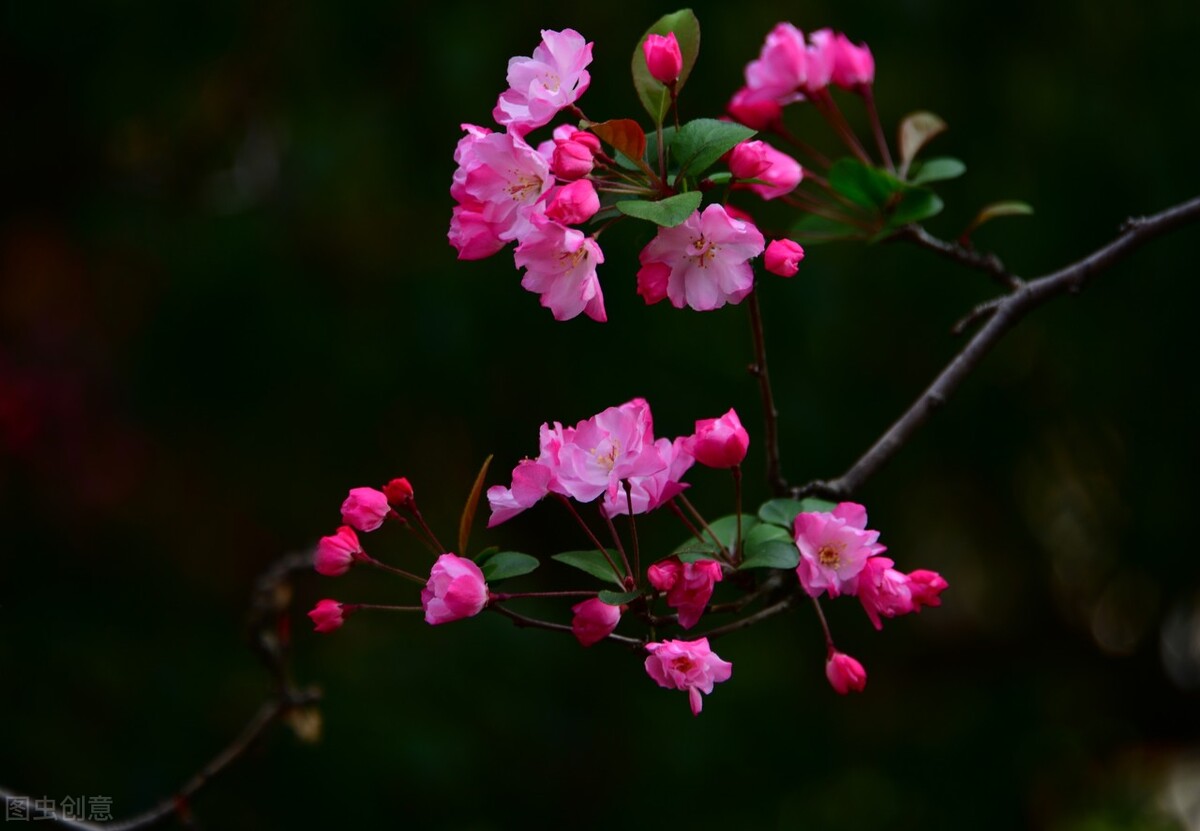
[908,569,949,611]
[642,32,683,85]
[636,261,671,306]
[421,553,489,625]
[314,525,362,576]
[551,140,595,180]
[340,487,391,532]
[546,180,600,225]
[857,556,914,630]
[647,558,682,592]
[568,130,601,154]
[726,86,782,130]
[667,560,724,629]
[830,33,875,90]
[383,477,414,506]
[644,637,733,716]
[826,652,867,694]
[764,239,805,277]
[728,140,802,200]
[571,598,622,647]
[691,409,750,469]
[308,599,346,633]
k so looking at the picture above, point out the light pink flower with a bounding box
[744,22,808,102]
[308,599,346,633]
[764,239,805,277]
[826,651,867,694]
[691,408,749,469]
[668,560,724,629]
[341,487,391,532]
[486,459,553,526]
[314,525,362,576]
[449,128,553,259]
[803,29,836,94]
[643,32,683,85]
[421,553,489,625]
[513,215,606,322]
[644,637,733,716]
[604,434,694,517]
[494,29,593,136]
[907,569,949,611]
[794,502,886,598]
[545,180,600,225]
[728,140,802,200]
[726,86,782,129]
[550,139,595,180]
[637,204,765,312]
[855,555,913,630]
[571,597,622,647]
[830,33,875,90]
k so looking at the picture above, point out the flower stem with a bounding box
[554,493,624,583]
[407,505,448,553]
[624,482,642,580]
[490,591,598,600]
[677,494,734,564]
[362,556,426,585]
[602,511,634,585]
[862,85,895,173]
[732,465,743,563]
[809,595,837,658]
[747,289,787,495]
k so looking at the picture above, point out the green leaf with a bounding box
[471,545,499,564]
[670,118,755,181]
[908,157,966,185]
[757,498,808,528]
[598,590,641,606]
[632,9,701,124]
[479,551,540,582]
[745,522,791,544]
[829,158,907,211]
[552,550,626,587]
[791,214,867,244]
[739,539,800,570]
[676,547,721,563]
[590,119,647,168]
[962,200,1034,237]
[616,191,702,227]
[705,514,758,549]
[457,454,493,557]
[798,497,838,513]
[884,188,944,230]
[704,171,734,185]
[898,111,947,172]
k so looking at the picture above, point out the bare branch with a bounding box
[796,194,1200,500]
[901,225,1021,289]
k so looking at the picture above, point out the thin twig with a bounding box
[489,603,643,647]
[901,225,1020,290]
[698,592,801,640]
[747,289,787,495]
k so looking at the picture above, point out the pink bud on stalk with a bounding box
[341,487,391,532]
[308,599,346,633]
[826,651,867,694]
[314,525,363,577]
[546,180,601,225]
[571,598,622,647]
[642,32,683,85]
[691,409,750,469]
[421,553,489,625]
[550,140,595,180]
[764,239,805,277]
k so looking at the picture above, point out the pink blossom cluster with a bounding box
[728,23,875,128]
[487,399,749,524]
[794,502,947,629]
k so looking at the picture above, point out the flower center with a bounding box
[687,234,719,267]
[817,542,845,568]
[592,439,621,472]
[507,170,542,202]
[670,656,696,673]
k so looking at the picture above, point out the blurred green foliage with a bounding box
[1,0,1198,828]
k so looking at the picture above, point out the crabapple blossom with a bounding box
[803,29,837,93]
[314,525,362,577]
[637,204,765,311]
[855,555,914,630]
[764,239,805,277]
[308,599,346,633]
[726,86,782,129]
[485,459,554,527]
[421,554,489,625]
[340,487,391,532]
[657,558,724,630]
[642,32,683,85]
[647,558,682,592]
[830,33,875,90]
[550,139,595,180]
[794,502,886,598]
[383,477,414,506]
[571,598,622,647]
[545,180,600,225]
[691,408,750,469]
[493,29,593,136]
[513,215,606,322]
[744,22,808,103]
[825,651,867,694]
[908,569,949,611]
[644,637,733,716]
[728,140,802,200]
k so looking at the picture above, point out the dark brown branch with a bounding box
[698,591,802,640]
[747,289,788,495]
[489,603,644,647]
[901,225,1021,290]
[1,551,321,830]
[796,194,1200,500]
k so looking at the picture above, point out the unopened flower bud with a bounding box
[383,477,414,506]
[551,140,595,180]
[764,239,805,277]
[308,599,346,633]
[568,130,601,154]
[826,651,867,694]
[642,32,683,85]
[727,86,782,130]
[691,409,750,468]
[546,180,600,225]
[341,487,391,532]
[571,597,622,647]
[314,525,362,576]
[908,569,949,611]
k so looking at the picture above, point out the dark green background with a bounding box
[2,0,1198,828]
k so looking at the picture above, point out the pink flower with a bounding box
[830,33,875,90]
[728,140,802,200]
[744,23,808,102]
[486,459,553,526]
[513,215,606,322]
[647,558,682,591]
[494,29,593,136]
[550,139,595,180]
[764,239,805,277]
[383,477,414,506]
[642,32,683,85]
[571,598,621,647]
[637,204,765,312]
[314,525,363,577]
[669,560,724,629]
[308,599,346,633]
[802,29,836,94]
[794,502,886,598]
[691,408,749,469]
[449,128,553,258]
[635,261,670,305]
[726,86,782,129]
[825,651,867,694]
[644,637,733,716]
[908,569,949,611]
[545,180,600,225]
[855,556,913,630]
[421,553,489,625]
[341,487,391,532]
